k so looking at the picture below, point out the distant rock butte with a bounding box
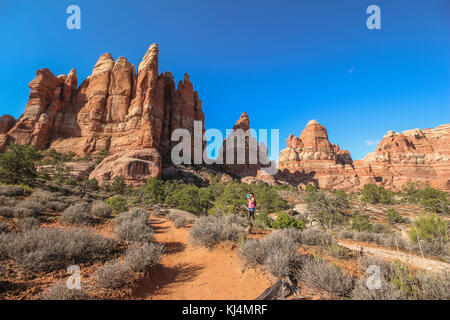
[0,44,205,184]
[278,121,450,191]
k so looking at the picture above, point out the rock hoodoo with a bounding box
[0,44,205,184]
[217,112,277,182]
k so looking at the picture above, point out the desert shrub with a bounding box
[299,228,334,247]
[41,282,89,300]
[357,256,394,280]
[409,214,448,244]
[357,257,449,300]
[253,211,272,229]
[389,261,422,299]
[110,176,127,195]
[167,184,213,215]
[189,216,245,248]
[0,206,14,217]
[47,201,69,212]
[422,198,450,215]
[386,208,407,224]
[271,212,306,230]
[0,185,25,196]
[381,234,408,250]
[115,219,154,243]
[264,249,306,279]
[325,244,352,259]
[124,242,164,272]
[115,207,149,225]
[105,195,128,213]
[306,191,350,229]
[29,190,57,204]
[142,178,167,204]
[416,272,450,300]
[94,260,132,289]
[373,223,390,234]
[15,199,45,216]
[239,239,268,266]
[354,231,382,243]
[0,222,8,233]
[0,195,19,207]
[13,207,35,219]
[252,182,289,214]
[296,258,354,297]
[351,277,404,300]
[174,216,188,228]
[61,203,91,225]
[0,144,42,185]
[18,217,40,230]
[361,184,394,204]
[91,200,112,218]
[338,230,354,239]
[351,214,373,232]
[114,208,153,243]
[0,227,117,272]
[239,229,306,279]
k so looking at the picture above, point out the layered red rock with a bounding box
[0,43,205,184]
[279,120,365,189]
[279,121,450,191]
[354,124,450,190]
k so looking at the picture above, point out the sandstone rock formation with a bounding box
[354,124,450,190]
[0,44,205,184]
[279,121,450,191]
[278,120,367,189]
[217,112,277,181]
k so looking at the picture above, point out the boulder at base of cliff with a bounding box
[89,148,162,186]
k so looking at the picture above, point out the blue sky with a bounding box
[0,0,449,160]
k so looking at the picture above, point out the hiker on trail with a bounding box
[247,192,256,233]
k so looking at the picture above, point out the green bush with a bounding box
[306,191,350,229]
[361,184,394,204]
[271,212,305,230]
[402,183,449,215]
[0,144,42,185]
[105,195,128,213]
[110,176,127,194]
[409,214,448,244]
[422,198,450,215]
[351,214,373,232]
[387,208,407,224]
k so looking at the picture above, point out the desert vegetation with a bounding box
[0,144,448,300]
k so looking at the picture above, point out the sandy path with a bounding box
[338,240,450,273]
[133,217,274,300]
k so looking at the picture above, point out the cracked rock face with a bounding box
[0,44,205,185]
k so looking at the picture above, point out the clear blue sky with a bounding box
[0,0,449,160]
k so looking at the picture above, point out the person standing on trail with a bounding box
[247,192,256,233]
